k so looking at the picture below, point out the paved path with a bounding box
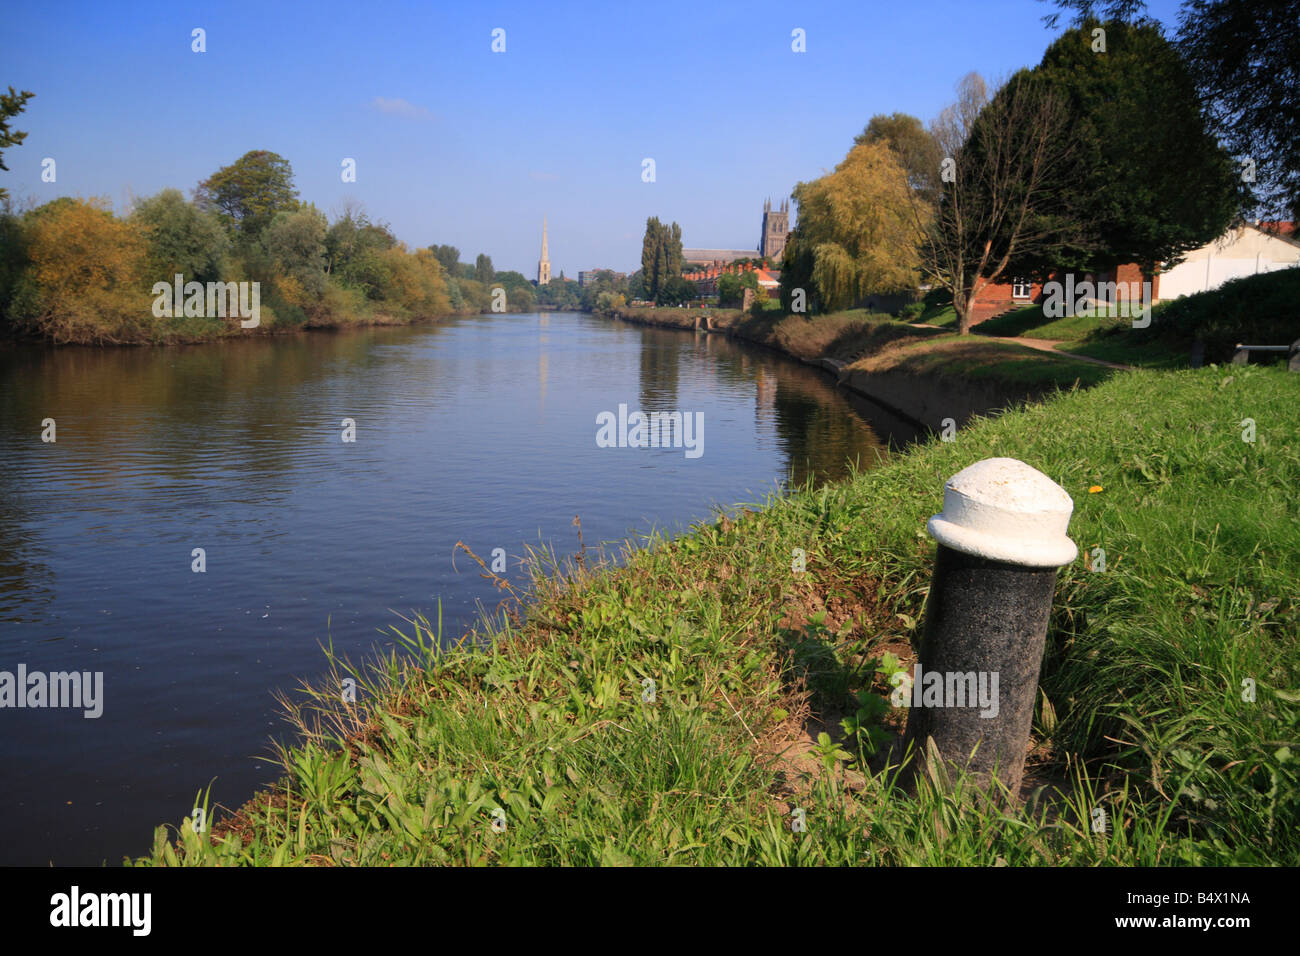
[912,323,1132,370]
[993,335,1132,370]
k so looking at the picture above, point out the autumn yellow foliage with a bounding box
[790,142,930,312]
[15,197,151,343]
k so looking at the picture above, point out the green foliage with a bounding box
[0,155,473,340]
[640,216,683,303]
[580,270,631,311]
[262,205,328,299]
[1032,19,1243,272]
[1177,0,1300,219]
[454,277,490,313]
[656,274,694,307]
[622,270,645,301]
[717,272,743,307]
[429,244,460,277]
[1138,267,1300,362]
[506,282,535,312]
[841,688,892,759]
[474,253,494,284]
[325,208,397,297]
[0,209,28,325]
[536,275,581,310]
[855,112,942,201]
[0,86,35,201]
[131,188,230,285]
[195,150,299,239]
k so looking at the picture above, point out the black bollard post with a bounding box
[899,458,1077,798]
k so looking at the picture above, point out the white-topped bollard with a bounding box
[900,458,1077,797]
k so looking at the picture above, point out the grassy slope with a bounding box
[617,305,1115,391]
[134,364,1300,866]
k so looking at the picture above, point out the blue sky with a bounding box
[2,0,1185,277]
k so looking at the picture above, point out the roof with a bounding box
[682,248,759,265]
[1256,220,1295,237]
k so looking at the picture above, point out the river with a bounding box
[0,310,917,864]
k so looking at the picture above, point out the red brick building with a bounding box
[684,259,780,297]
[969,263,1158,325]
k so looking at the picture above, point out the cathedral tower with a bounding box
[760,199,789,261]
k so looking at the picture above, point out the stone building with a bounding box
[683,199,793,268]
[760,198,789,260]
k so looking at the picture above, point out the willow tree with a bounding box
[855,112,943,205]
[780,141,926,314]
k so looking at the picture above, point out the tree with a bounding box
[627,270,648,301]
[656,275,694,306]
[855,112,943,202]
[262,205,328,301]
[195,151,299,239]
[780,141,926,313]
[10,198,148,343]
[0,207,27,324]
[1038,0,1150,26]
[458,278,490,313]
[131,188,230,285]
[639,217,683,303]
[429,244,460,276]
[369,244,452,317]
[474,253,494,284]
[1034,19,1242,272]
[0,86,34,203]
[1039,0,1294,216]
[1177,0,1300,218]
[579,270,631,311]
[717,272,744,307]
[536,274,580,309]
[325,206,398,296]
[507,283,535,312]
[921,70,1085,333]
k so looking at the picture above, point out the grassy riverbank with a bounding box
[613,305,1117,390]
[132,362,1299,866]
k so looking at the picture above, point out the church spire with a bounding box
[538,218,551,285]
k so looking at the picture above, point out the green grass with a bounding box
[868,334,1116,388]
[1055,333,1189,370]
[975,304,1129,343]
[130,364,1300,866]
[909,287,958,328]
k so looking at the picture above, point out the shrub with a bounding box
[1139,268,1300,362]
[10,197,152,343]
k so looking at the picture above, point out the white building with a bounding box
[1158,222,1300,300]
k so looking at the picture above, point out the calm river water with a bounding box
[0,311,917,864]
